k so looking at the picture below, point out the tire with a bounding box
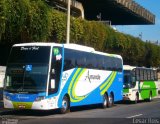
[59,96,70,114]
[102,94,108,108]
[148,92,152,102]
[108,94,114,108]
[135,93,139,104]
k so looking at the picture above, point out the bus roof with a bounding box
[123,65,136,70]
[123,65,156,71]
[13,43,95,52]
[64,43,95,52]
[13,42,62,47]
[94,51,122,59]
[13,42,122,58]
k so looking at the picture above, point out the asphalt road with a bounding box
[0,98,160,124]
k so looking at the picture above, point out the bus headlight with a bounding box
[35,96,45,101]
[126,94,131,96]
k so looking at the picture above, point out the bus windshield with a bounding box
[4,46,51,93]
[123,70,136,88]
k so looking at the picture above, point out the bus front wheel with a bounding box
[135,93,139,104]
[102,94,108,108]
[60,95,70,114]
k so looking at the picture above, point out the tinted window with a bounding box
[154,70,158,81]
[64,49,75,70]
[151,70,154,80]
[8,46,50,64]
[135,69,140,81]
[135,68,157,81]
[64,48,122,72]
[140,69,144,80]
[5,63,49,93]
[147,70,151,80]
[143,69,147,80]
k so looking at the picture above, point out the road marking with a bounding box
[127,114,143,118]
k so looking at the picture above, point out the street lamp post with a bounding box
[66,0,71,44]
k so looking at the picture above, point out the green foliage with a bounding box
[0,0,53,43]
[0,0,160,67]
[70,17,84,43]
[51,10,67,43]
[0,0,6,40]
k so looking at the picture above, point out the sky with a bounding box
[115,0,160,43]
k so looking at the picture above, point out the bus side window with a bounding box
[154,70,158,81]
[151,70,154,80]
[143,69,147,81]
[147,70,151,80]
[136,69,140,81]
[140,69,144,81]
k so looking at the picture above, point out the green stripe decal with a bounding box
[68,68,82,97]
[100,72,117,95]
[123,88,129,93]
[100,72,114,90]
[68,68,87,102]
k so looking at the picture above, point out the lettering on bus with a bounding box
[85,70,101,82]
[142,85,150,88]
[21,46,39,51]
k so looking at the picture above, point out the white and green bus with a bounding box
[123,65,158,103]
[3,43,123,113]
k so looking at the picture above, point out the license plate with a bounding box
[18,105,26,109]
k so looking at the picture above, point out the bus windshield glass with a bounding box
[123,70,136,88]
[4,46,51,93]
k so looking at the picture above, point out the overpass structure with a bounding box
[48,0,155,25]
[47,0,84,18]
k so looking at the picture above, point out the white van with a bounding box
[0,66,6,89]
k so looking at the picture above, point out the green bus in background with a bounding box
[123,65,158,103]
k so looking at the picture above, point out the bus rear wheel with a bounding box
[108,94,114,108]
[59,95,70,114]
[147,92,152,102]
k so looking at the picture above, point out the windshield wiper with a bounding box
[17,87,23,92]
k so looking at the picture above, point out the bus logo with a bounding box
[85,70,101,82]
